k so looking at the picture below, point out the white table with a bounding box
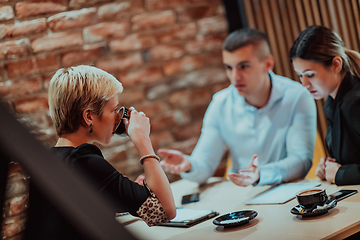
[117,177,360,240]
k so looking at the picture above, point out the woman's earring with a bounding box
[89,124,93,135]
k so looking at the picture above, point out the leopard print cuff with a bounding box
[136,182,168,227]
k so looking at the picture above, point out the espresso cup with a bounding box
[113,107,129,136]
[296,188,327,209]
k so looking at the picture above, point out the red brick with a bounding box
[97,0,144,21]
[4,195,29,217]
[164,55,204,76]
[0,25,5,39]
[4,175,29,198]
[190,0,212,3]
[7,162,25,177]
[109,33,156,52]
[198,16,228,34]
[172,120,202,141]
[2,213,27,239]
[0,38,32,59]
[61,42,106,66]
[0,5,14,21]
[15,1,67,19]
[212,81,230,94]
[42,71,56,89]
[0,65,4,80]
[48,8,97,32]
[0,99,13,112]
[35,53,60,72]
[123,141,138,159]
[146,84,170,100]
[34,129,58,146]
[132,10,175,31]
[0,19,47,39]
[118,87,145,105]
[96,52,143,73]
[145,0,188,10]
[13,93,49,113]
[18,112,55,135]
[83,21,131,43]
[155,23,197,43]
[147,44,185,61]
[166,137,198,155]
[205,50,223,66]
[178,5,217,22]
[6,54,59,78]
[0,77,41,98]
[150,130,174,149]
[6,59,33,78]
[118,66,163,87]
[151,110,191,132]
[102,145,128,165]
[32,31,82,53]
[172,68,227,89]
[189,104,208,120]
[131,100,168,118]
[169,87,211,108]
[185,34,226,54]
[151,114,176,132]
[69,0,109,9]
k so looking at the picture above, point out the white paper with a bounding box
[170,208,215,222]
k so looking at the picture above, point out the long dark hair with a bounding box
[290,25,360,78]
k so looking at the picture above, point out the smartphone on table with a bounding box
[181,193,200,204]
[329,189,358,201]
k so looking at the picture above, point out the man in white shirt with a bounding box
[159,28,317,186]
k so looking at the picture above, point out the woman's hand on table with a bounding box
[315,157,326,180]
[325,157,341,184]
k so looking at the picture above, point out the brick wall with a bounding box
[1,0,229,238]
[0,0,229,180]
[1,163,29,240]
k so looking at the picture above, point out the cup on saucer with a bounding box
[296,188,327,210]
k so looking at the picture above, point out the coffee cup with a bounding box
[113,107,129,136]
[296,188,327,209]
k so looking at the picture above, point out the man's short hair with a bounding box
[222,28,271,56]
[48,65,123,136]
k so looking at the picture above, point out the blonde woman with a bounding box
[290,25,360,185]
[28,65,175,239]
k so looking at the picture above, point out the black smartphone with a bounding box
[329,189,358,201]
[181,193,200,204]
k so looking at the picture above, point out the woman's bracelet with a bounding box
[139,154,161,165]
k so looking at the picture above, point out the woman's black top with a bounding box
[26,143,151,239]
[324,73,360,185]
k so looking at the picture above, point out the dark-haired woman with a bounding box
[290,25,360,185]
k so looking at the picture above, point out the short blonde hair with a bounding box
[48,65,123,136]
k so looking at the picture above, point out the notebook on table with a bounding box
[245,182,321,205]
[160,208,219,227]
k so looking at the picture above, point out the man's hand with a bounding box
[158,149,192,174]
[227,155,260,187]
[315,157,326,180]
[325,157,341,184]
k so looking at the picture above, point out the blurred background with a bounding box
[1,0,359,238]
